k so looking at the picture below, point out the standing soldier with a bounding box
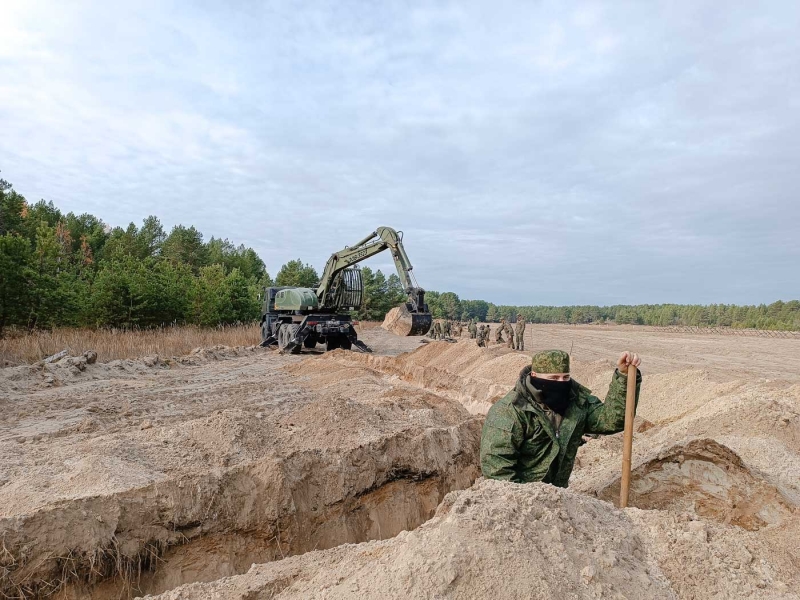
[468,320,478,339]
[515,315,526,351]
[433,320,442,340]
[443,319,452,338]
[495,320,505,344]
[477,324,486,347]
[504,320,515,349]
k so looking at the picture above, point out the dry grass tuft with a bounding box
[0,324,261,366]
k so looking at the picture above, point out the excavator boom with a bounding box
[316,227,431,335]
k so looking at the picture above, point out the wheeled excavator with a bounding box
[259,227,432,353]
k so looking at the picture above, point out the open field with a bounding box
[1,326,798,598]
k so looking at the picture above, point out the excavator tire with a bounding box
[287,324,302,354]
[277,326,289,350]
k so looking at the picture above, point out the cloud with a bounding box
[1,0,798,305]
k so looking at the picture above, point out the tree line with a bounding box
[2,179,798,333]
[0,178,274,334]
[423,292,800,331]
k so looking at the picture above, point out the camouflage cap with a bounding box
[531,350,570,374]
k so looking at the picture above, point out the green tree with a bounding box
[275,259,318,287]
[207,237,267,281]
[486,304,499,322]
[162,225,207,271]
[0,234,33,333]
[438,291,461,320]
[137,216,166,258]
[0,178,26,236]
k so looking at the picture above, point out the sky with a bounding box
[2,0,799,306]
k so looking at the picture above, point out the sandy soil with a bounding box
[518,323,800,382]
[1,327,798,599]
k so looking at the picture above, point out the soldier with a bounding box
[443,319,451,338]
[503,319,515,349]
[515,314,526,351]
[495,320,505,344]
[468,321,478,339]
[432,320,442,340]
[477,324,486,347]
[480,350,641,487]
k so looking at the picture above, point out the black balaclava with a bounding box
[531,377,571,415]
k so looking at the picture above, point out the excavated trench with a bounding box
[1,425,480,599]
[0,347,484,600]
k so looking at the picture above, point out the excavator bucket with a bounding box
[382,303,433,336]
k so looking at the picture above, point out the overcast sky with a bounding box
[2,1,798,305]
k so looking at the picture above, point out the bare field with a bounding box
[1,326,798,599]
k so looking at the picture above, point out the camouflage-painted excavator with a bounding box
[259,227,432,353]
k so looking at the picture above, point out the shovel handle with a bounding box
[619,364,637,508]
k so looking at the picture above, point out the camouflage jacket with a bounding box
[480,365,641,487]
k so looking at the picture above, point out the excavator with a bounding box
[259,227,432,353]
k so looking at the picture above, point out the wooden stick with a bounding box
[619,364,638,508]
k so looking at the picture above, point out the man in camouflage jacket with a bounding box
[515,316,526,351]
[480,349,641,487]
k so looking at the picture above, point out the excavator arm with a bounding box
[315,227,431,333]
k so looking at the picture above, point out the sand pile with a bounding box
[304,341,531,414]
[148,478,799,600]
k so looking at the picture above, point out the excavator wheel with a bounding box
[326,338,340,351]
[303,335,317,349]
[287,324,302,354]
[277,326,289,350]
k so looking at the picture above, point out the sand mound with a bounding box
[148,480,674,599]
[595,438,796,530]
[148,478,799,600]
[296,340,530,414]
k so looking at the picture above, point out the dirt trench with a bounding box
[7,435,478,598]
[0,345,482,599]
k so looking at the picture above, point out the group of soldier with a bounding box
[428,315,527,350]
[429,319,462,339]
